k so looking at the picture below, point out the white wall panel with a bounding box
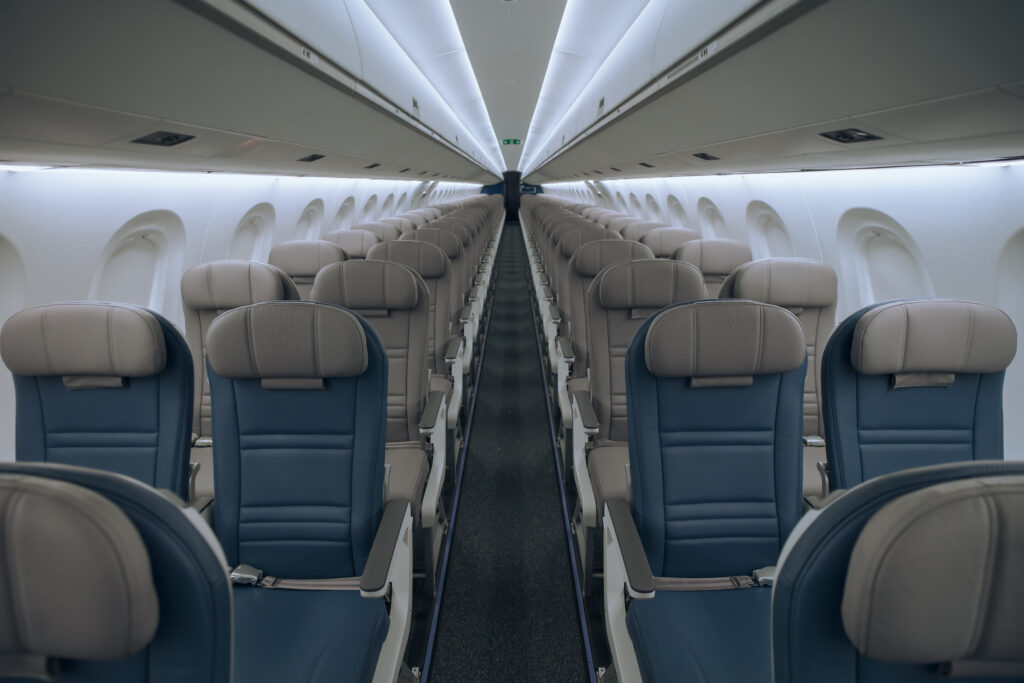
[546,162,1024,454]
[0,168,478,458]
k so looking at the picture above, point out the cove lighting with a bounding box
[0,164,52,172]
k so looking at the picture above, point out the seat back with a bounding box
[640,227,701,257]
[380,216,415,235]
[566,239,654,371]
[311,260,429,443]
[620,221,667,242]
[587,260,705,442]
[720,258,838,437]
[674,239,753,296]
[1,302,193,498]
[627,300,806,577]
[555,226,620,310]
[206,301,388,578]
[822,299,1016,489]
[323,228,380,259]
[267,239,346,299]
[772,461,1024,683]
[0,462,232,683]
[180,261,300,439]
[403,226,469,315]
[355,221,401,243]
[369,239,454,377]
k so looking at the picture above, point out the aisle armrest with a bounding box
[572,390,600,527]
[360,500,412,596]
[418,390,448,528]
[606,500,655,598]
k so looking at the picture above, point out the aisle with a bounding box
[427,225,589,682]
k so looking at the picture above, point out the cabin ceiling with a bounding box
[1,0,1023,184]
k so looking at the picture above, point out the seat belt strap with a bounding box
[654,566,775,591]
[230,564,360,591]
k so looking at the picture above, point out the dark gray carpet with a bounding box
[428,226,589,683]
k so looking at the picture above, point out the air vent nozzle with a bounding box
[131,131,194,147]
[638,162,655,168]
[693,152,719,161]
[820,128,883,144]
[609,167,622,172]
[297,154,325,163]
[364,162,381,169]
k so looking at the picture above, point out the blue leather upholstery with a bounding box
[9,310,193,499]
[822,301,1006,490]
[0,462,231,683]
[626,302,805,577]
[622,300,805,682]
[772,460,1024,683]
[208,304,388,579]
[233,588,388,683]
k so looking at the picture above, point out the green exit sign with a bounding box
[502,138,521,145]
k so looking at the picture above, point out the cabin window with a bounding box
[666,194,689,227]
[333,196,356,231]
[229,203,274,261]
[90,210,185,317]
[361,195,379,221]
[629,193,643,216]
[837,208,932,311]
[645,194,663,222]
[615,192,626,210]
[747,201,793,257]
[697,197,726,237]
[380,193,395,219]
[295,199,325,240]
[397,192,409,211]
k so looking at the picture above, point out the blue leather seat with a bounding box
[206,300,412,683]
[772,460,1024,683]
[0,302,193,499]
[821,299,1017,490]
[605,299,807,682]
[0,461,231,683]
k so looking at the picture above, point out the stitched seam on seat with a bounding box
[968,493,998,657]
[107,307,118,376]
[962,305,975,373]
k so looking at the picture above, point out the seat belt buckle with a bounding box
[752,566,776,587]
[802,435,825,447]
[230,564,264,586]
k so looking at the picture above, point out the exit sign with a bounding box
[502,138,521,145]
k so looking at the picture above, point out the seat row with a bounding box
[0,195,503,681]
[520,194,1022,681]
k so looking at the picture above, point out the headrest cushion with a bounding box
[640,228,702,257]
[597,260,706,310]
[323,229,380,259]
[401,229,462,259]
[428,221,472,246]
[311,260,421,310]
[207,302,367,379]
[572,240,654,277]
[367,240,448,279]
[268,240,346,277]
[645,300,805,378]
[842,475,1024,666]
[353,222,400,243]
[720,258,837,307]
[180,261,299,310]
[0,474,158,662]
[560,228,622,258]
[675,239,753,276]
[1,303,166,378]
[851,300,1016,375]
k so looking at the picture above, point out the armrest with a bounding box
[556,336,575,363]
[360,500,411,596]
[572,389,600,433]
[418,390,446,431]
[444,336,464,364]
[542,285,555,302]
[193,436,212,447]
[803,435,825,447]
[606,500,655,598]
[548,304,561,325]
[458,305,473,324]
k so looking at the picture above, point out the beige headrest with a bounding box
[675,239,753,276]
[0,474,158,668]
[645,300,805,378]
[401,229,461,259]
[571,240,654,278]
[606,216,637,233]
[181,261,300,310]
[380,217,415,234]
[560,227,621,258]
[621,221,668,242]
[719,258,837,308]
[1,303,166,378]
[323,229,380,259]
[851,300,1016,376]
[597,260,707,310]
[842,475,1024,669]
[640,228,702,257]
[207,302,367,379]
[430,221,471,247]
[311,259,422,311]
[268,240,346,277]
[354,222,400,242]
[595,212,631,227]
[367,240,448,279]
